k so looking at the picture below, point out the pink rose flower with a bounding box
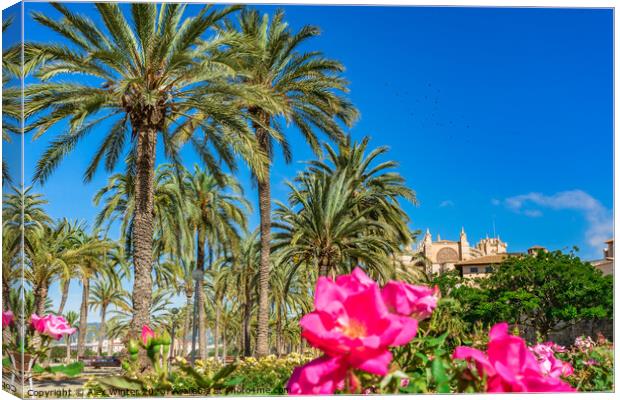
[574,336,595,351]
[30,314,76,340]
[141,325,155,345]
[286,356,352,395]
[300,267,418,375]
[2,310,14,328]
[453,323,575,392]
[381,281,440,320]
[529,342,573,378]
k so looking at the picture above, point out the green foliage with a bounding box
[32,361,84,377]
[432,250,613,338]
[563,338,614,391]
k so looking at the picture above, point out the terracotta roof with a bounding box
[454,254,510,267]
[605,238,614,243]
[529,245,545,249]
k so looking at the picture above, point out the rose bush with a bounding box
[288,267,439,394]
[286,268,589,395]
[453,323,575,392]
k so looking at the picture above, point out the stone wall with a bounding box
[520,319,614,346]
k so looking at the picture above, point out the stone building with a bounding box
[590,239,614,276]
[398,228,508,275]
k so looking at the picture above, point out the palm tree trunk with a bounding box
[57,280,70,315]
[243,274,253,357]
[196,228,207,361]
[129,126,157,368]
[98,305,107,356]
[252,110,272,358]
[319,263,329,277]
[66,335,71,363]
[276,309,283,357]
[214,302,220,360]
[256,161,271,357]
[77,277,90,358]
[182,292,192,357]
[34,282,48,316]
[222,330,227,362]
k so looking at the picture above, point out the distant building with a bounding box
[398,228,508,275]
[590,239,614,276]
[454,254,510,278]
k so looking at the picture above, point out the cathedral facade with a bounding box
[397,228,508,275]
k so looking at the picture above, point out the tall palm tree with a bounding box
[273,170,398,281]
[171,164,249,360]
[72,228,115,358]
[89,274,123,356]
[304,136,417,247]
[26,3,272,346]
[230,230,260,356]
[225,9,358,356]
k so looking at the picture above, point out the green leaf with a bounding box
[211,362,237,382]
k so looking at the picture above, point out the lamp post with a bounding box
[190,269,204,366]
[169,307,179,359]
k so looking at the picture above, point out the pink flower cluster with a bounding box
[287,267,439,395]
[529,342,573,379]
[31,314,76,340]
[574,336,595,351]
[453,323,575,392]
[2,310,14,329]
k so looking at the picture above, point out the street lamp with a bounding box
[169,307,179,359]
[168,307,179,376]
[190,269,204,366]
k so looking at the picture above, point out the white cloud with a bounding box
[523,209,543,218]
[502,190,612,251]
[439,200,454,208]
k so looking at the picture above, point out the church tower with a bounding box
[422,228,432,258]
[459,227,471,260]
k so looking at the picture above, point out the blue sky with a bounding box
[3,3,613,319]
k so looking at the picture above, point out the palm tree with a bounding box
[171,164,249,360]
[272,170,398,281]
[24,220,110,316]
[304,135,417,247]
[269,258,313,355]
[2,186,52,237]
[26,3,272,346]
[90,274,123,356]
[106,288,174,339]
[72,228,115,358]
[63,311,79,362]
[225,9,358,356]
[231,230,260,356]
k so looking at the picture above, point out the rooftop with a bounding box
[454,253,517,267]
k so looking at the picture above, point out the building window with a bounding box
[485,266,493,273]
[470,267,479,273]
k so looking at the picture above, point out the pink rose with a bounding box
[286,356,349,395]
[2,310,14,328]
[453,323,575,392]
[381,281,440,320]
[30,314,76,340]
[300,268,418,376]
[529,342,573,378]
[141,325,155,345]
